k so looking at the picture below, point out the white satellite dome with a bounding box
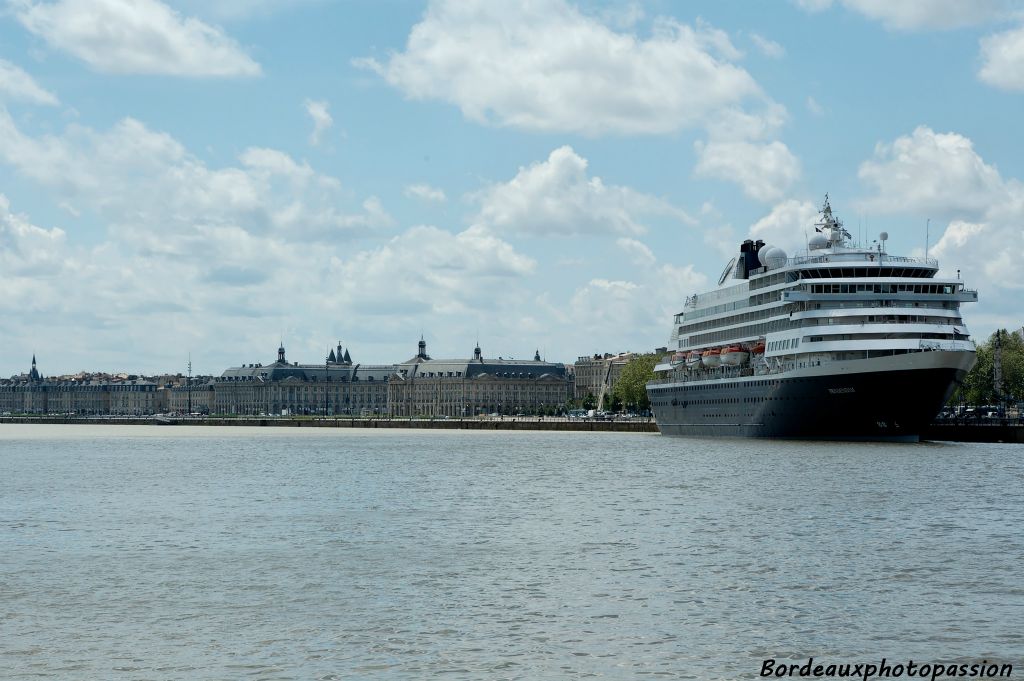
[760,246,788,269]
[808,232,828,250]
[758,245,776,267]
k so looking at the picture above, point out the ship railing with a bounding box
[918,340,974,351]
[648,364,761,385]
[749,254,939,276]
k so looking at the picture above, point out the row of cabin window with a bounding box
[810,283,953,294]
[769,338,800,352]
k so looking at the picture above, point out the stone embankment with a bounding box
[921,422,1024,443]
[4,416,1023,441]
[0,416,659,433]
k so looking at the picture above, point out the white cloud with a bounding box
[692,101,800,202]
[0,58,58,105]
[355,0,764,136]
[172,0,323,21]
[793,0,1010,30]
[616,237,656,266]
[304,98,333,146]
[931,216,1024,291]
[404,183,446,203]
[14,0,261,77]
[806,95,825,116]
[842,0,1008,30]
[857,126,1007,218]
[472,145,693,236]
[793,0,832,11]
[749,199,821,252]
[703,102,788,142]
[979,24,1024,91]
[751,33,785,59]
[0,109,391,240]
[0,193,68,274]
[855,127,1024,338]
[332,225,536,317]
[694,140,801,203]
[566,259,707,351]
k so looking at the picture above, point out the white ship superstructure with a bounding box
[647,196,977,440]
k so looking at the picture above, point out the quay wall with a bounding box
[0,416,659,433]
[922,422,1024,443]
[3,417,1022,441]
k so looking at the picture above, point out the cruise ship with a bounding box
[646,196,978,441]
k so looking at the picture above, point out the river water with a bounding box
[1,425,1021,679]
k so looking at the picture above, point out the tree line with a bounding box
[955,329,1024,406]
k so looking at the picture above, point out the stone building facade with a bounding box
[2,341,575,418]
[164,381,215,414]
[388,339,571,417]
[574,352,636,404]
[213,342,392,415]
[0,357,160,415]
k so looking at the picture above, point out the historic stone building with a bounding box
[0,356,160,415]
[213,342,393,415]
[0,356,46,414]
[574,352,636,404]
[164,381,215,414]
[388,339,571,417]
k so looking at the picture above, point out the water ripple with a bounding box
[0,426,1021,679]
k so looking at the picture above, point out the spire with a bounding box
[343,348,351,364]
[328,348,337,363]
[29,354,40,381]
[277,343,286,364]
[32,354,36,367]
[418,335,428,360]
[473,343,482,362]
[534,349,541,362]
[337,341,343,362]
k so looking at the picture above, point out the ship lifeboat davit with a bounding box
[702,348,721,368]
[685,350,702,368]
[720,345,749,366]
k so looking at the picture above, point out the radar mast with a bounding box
[814,194,852,248]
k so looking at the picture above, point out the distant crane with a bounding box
[993,330,1004,409]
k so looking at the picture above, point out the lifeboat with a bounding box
[702,348,721,368]
[685,350,702,368]
[720,345,750,366]
[750,341,766,355]
[671,351,687,365]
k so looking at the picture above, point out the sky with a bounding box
[2,0,1024,377]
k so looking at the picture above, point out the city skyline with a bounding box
[3,1,1024,376]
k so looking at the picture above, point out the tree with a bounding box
[611,353,659,412]
[956,329,1024,405]
[582,392,597,410]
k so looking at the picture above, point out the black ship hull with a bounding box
[648,354,971,442]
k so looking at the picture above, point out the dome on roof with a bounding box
[759,246,787,269]
[809,232,828,250]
